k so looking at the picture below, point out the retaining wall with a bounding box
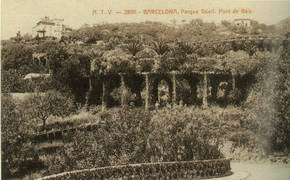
[37,158,231,180]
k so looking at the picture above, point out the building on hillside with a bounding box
[32,16,72,39]
[233,18,252,28]
[23,73,50,81]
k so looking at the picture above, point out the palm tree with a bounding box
[150,37,170,55]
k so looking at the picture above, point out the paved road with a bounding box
[206,161,290,180]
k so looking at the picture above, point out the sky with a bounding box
[1,0,290,40]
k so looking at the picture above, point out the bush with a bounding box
[1,70,32,93]
[148,105,226,161]
[42,107,152,175]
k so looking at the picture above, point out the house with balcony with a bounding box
[32,16,72,39]
[233,18,252,28]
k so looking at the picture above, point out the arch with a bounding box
[180,74,200,105]
[151,74,173,106]
[263,38,273,52]
[86,76,102,106]
[209,74,231,99]
[208,74,234,106]
[124,74,144,106]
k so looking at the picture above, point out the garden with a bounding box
[1,19,290,179]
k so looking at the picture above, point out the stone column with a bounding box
[101,77,107,111]
[172,72,177,104]
[202,72,208,108]
[210,75,220,101]
[85,76,93,109]
[231,70,237,91]
[120,73,126,107]
[144,73,150,111]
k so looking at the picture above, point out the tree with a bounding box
[101,48,135,73]
[22,33,33,41]
[1,42,34,74]
[123,36,144,56]
[24,91,75,130]
[150,38,170,55]
[1,94,38,178]
[223,50,258,75]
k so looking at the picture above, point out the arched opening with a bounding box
[178,75,200,105]
[123,74,144,107]
[157,80,170,106]
[106,75,121,107]
[151,76,173,107]
[176,78,191,105]
[40,57,47,66]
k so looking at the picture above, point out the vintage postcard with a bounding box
[1,0,290,179]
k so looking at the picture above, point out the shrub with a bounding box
[93,107,153,165]
[135,47,158,59]
[42,107,152,175]
[1,70,33,93]
[148,105,226,161]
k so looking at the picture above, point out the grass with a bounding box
[39,109,101,132]
[11,92,46,102]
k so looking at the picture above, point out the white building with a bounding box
[32,16,72,39]
[233,18,252,28]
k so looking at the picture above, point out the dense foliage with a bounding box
[2,20,285,103]
[240,49,290,153]
[1,91,76,178]
[149,105,225,161]
[1,94,41,178]
[39,106,229,176]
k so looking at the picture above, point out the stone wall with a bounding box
[36,158,231,180]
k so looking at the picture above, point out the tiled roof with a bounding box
[234,18,252,21]
[37,21,55,26]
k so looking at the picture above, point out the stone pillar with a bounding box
[101,77,107,111]
[202,72,208,108]
[231,70,237,91]
[120,73,126,107]
[172,72,177,104]
[152,78,159,105]
[144,73,150,111]
[232,75,236,91]
[86,76,93,109]
[44,57,48,67]
[158,87,161,103]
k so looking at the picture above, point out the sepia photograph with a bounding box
[1,0,290,179]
